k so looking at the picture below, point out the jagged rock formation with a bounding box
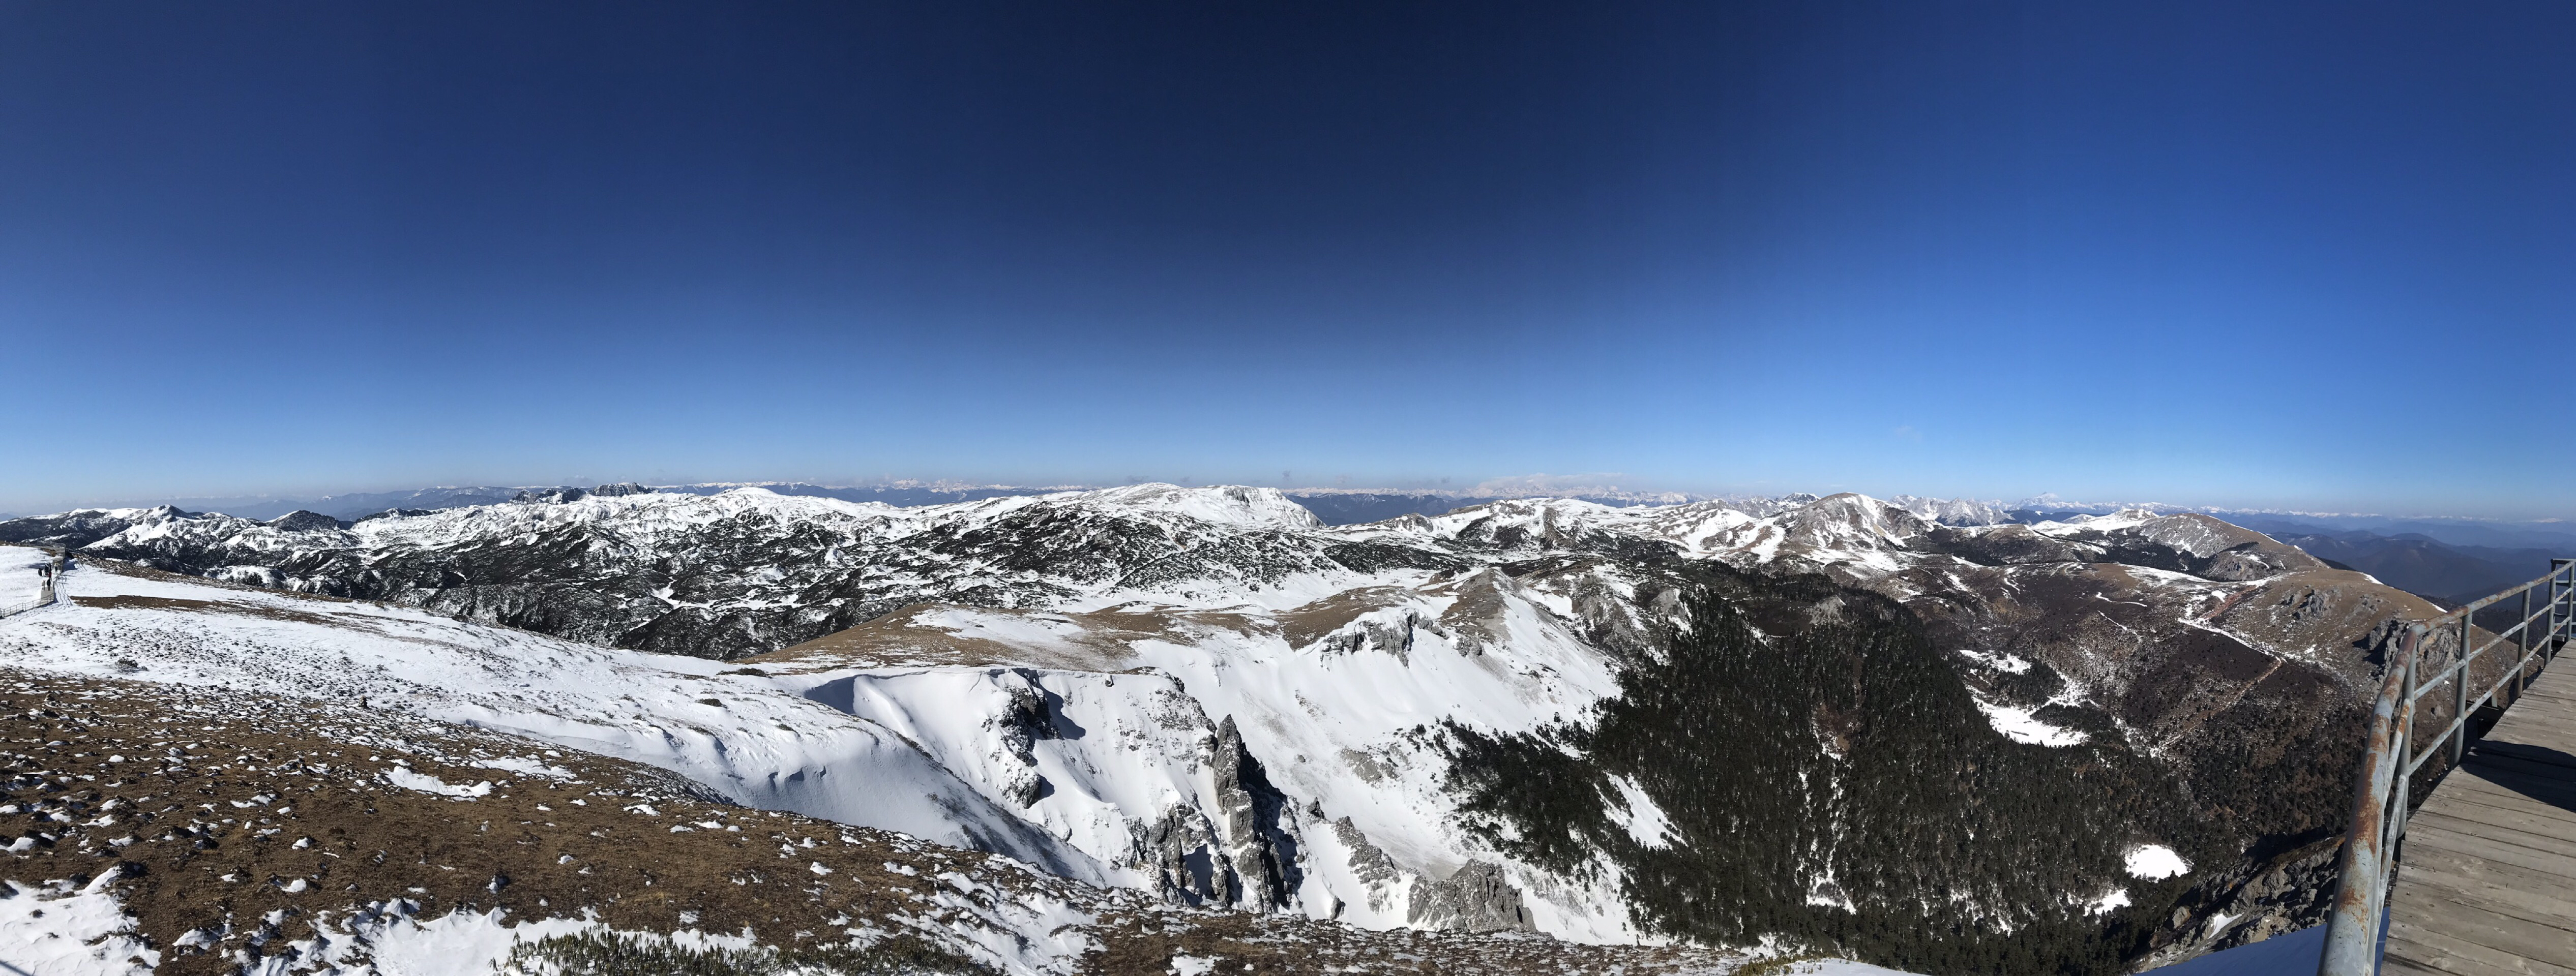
[1407,862,1534,932]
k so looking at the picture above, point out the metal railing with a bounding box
[2316,558,2573,975]
[0,552,63,619]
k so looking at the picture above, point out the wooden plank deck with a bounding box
[2383,658,2576,976]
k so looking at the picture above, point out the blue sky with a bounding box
[4,3,2574,516]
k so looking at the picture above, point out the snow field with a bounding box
[0,878,160,975]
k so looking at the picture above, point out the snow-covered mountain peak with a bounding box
[1888,494,2013,526]
[1765,494,1929,561]
[1043,483,1324,532]
[264,509,345,532]
[353,485,908,547]
[2039,507,2165,532]
[1415,497,1641,551]
[2021,508,2325,581]
[1644,493,1932,574]
[1637,502,1761,554]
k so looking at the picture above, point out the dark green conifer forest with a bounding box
[1445,564,2210,975]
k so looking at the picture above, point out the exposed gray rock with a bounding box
[1436,569,1516,654]
[1407,860,1532,932]
[1331,816,1401,916]
[986,673,1053,808]
[1310,610,1425,660]
[2133,835,2343,969]
[1122,715,1304,913]
[1135,805,1234,907]
[1209,716,1301,912]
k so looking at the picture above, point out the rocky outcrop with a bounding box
[1208,716,1301,912]
[1436,569,1517,654]
[1331,816,1402,917]
[2133,835,2344,969]
[1129,716,1305,913]
[986,673,1055,807]
[1407,861,1533,932]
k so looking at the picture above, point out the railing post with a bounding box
[2396,626,2419,849]
[2520,588,2533,695]
[2451,614,2473,766]
[2556,559,2574,659]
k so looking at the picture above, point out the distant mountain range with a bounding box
[34,481,2574,616]
[2223,517,2569,607]
[29,481,2572,616]
[69,480,2574,537]
[78,482,1077,524]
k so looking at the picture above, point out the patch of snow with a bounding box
[1797,960,1928,976]
[0,879,160,975]
[357,908,614,975]
[1970,696,2087,747]
[1606,776,1670,849]
[472,756,576,779]
[2086,889,2133,915]
[384,768,494,799]
[1954,648,2032,674]
[2125,844,2190,879]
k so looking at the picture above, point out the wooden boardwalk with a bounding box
[2384,658,2576,975]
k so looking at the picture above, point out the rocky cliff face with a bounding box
[0,487,2458,972]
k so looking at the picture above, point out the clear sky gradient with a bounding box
[4,3,2573,516]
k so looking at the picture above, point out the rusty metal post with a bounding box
[2393,633,2419,854]
[2556,559,2575,659]
[2319,623,2422,976]
[2452,614,2473,766]
[2520,588,2533,695]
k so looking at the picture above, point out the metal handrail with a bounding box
[0,553,66,620]
[2317,558,2573,975]
[0,557,56,619]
